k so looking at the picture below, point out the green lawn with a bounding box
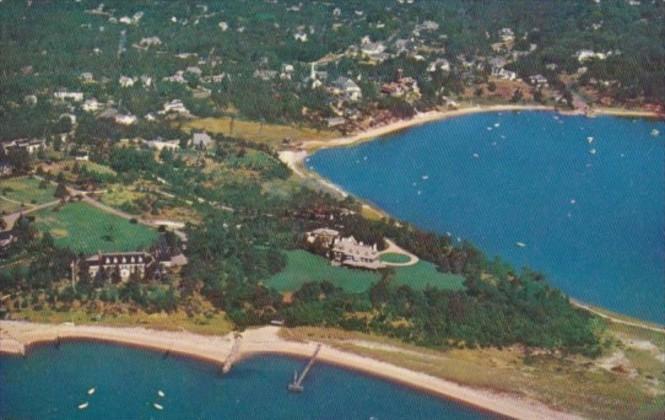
[392,261,466,291]
[0,197,23,214]
[266,250,465,293]
[379,252,412,264]
[0,176,56,206]
[34,202,158,253]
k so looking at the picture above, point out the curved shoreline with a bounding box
[281,104,665,328]
[299,104,662,152]
[0,320,580,420]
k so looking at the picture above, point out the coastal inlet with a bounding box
[309,111,665,324]
[0,341,486,419]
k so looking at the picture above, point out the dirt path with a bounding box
[1,199,61,230]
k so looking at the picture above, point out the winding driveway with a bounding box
[378,239,419,267]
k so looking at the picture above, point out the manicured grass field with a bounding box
[267,250,465,293]
[0,176,56,206]
[392,261,465,291]
[34,202,158,253]
[268,250,378,293]
[379,252,412,264]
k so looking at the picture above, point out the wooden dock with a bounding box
[288,344,321,393]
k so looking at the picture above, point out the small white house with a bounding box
[119,76,136,88]
[114,114,138,125]
[191,132,214,150]
[54,91,84,102]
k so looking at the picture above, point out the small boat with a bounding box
[570,199,576,205]
[586,136,594,144]
[158,390,165,398]
[589,148,597,155]
[87,387,96,395]
[78,402,89,410]
[652,129,660,137]
[494,123,500,127]
[421,175,429,180]
[515,242,527,248]
[486,126,493,131]
[472,153,479,158]
[153,403,164,411]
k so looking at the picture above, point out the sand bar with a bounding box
[0,320,581,420]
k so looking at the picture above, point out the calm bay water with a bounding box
[309,112,665,323]
[0,341,485,419]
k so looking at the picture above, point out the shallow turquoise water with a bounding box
[309,112,665,323]
[0,341,486,419]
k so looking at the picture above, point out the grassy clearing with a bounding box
[34,202,158,253]
[280,326,665,419]
[0,176,56,206]
[13,309,233,336]
[266,250,465,293]
[0,197,23,213]
[37,160,116,182]
[100,185,146,210]
[182,117,339,145]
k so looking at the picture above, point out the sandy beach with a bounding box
[279,102,663,222]
[0,320,581,420]
[302,104,556,151]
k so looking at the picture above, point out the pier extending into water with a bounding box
[222,333,242,374]
[288,344,322,393]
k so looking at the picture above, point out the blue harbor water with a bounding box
[309,112,665,324]
[0,341,486,419]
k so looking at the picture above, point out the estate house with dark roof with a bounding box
[72,251,156,283]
